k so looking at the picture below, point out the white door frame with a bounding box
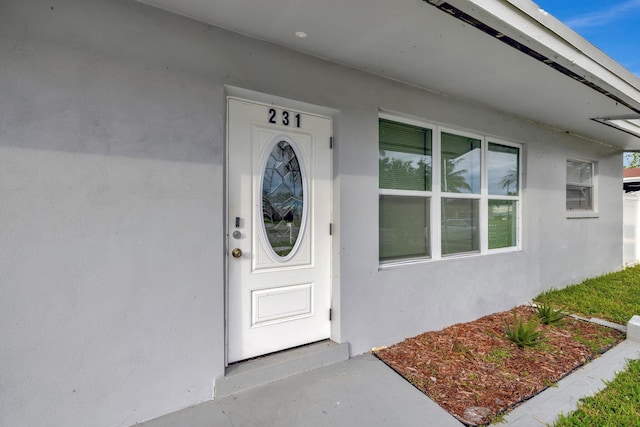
[224,91,336,365]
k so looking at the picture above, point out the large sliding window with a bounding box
[379,116,521,264]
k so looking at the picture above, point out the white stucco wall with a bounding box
[0,0,623,426]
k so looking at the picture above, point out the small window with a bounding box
[566,159,594,211]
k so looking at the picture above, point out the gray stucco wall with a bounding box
[0,0,623,426]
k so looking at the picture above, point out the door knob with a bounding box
[231,248,242,258]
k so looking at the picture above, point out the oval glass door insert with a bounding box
[262,140,305,258]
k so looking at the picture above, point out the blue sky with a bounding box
[534,0,640,77]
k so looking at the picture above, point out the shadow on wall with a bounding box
[0,0,227,165]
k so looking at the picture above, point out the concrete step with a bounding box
[214,340,350,398]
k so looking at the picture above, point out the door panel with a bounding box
[227,98,332,363]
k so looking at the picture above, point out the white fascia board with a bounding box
[446,0,640,109]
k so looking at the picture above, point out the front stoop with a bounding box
[215,340,349,398]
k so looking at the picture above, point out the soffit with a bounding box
[137,0,640,150]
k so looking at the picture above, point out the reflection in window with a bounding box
[441,132,481,194]
[379,119,432,191]
[489,200,517,249]
[262,141,304,257]
[488,143,519,196]
[378,116,522,263]
[441,198,479,255]
[380,195,430,261]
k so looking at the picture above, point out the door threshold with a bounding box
[216,340,349,398]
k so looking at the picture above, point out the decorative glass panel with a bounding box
[379,119,432,191]
[379,195,430,261]
[441,198,479,255]
[488,143,519,196]
[262,141,304,257]
[441,132,481,194]
[489,200,517,249]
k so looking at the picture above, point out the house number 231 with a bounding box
[268,108,301,128]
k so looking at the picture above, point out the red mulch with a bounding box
[374,305,625,426]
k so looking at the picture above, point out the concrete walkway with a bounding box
[137,340,640,427]
[503,339,640,426]
[135,353,461,427]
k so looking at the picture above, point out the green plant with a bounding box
[484,347,512,364]
[534,299,566,325]
[574,332,618,355]
[504,309,546,348]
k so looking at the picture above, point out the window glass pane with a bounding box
[441,198,479,255]
[262,141,304,257]
[489,200,517,249]
[441,132,481,194]
[566,160,592,185]
[566,185,593,210]
[379,195,430,261]
[379,119,432,191]
[488,143,519,196]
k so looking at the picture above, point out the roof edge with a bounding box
[442,0,640,111]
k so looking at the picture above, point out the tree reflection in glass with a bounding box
[262,141,304,257]
[488,143,519,196]
[379,119,432,191]
[441,132,481,194]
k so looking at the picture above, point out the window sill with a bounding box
[566,211,599,219]
[379,257,432,270]
[378,247,521,270]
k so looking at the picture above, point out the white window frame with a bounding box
[378,113,434,264]
[566,158,598,218]
[486,138,522,254]
[379,114,522,268]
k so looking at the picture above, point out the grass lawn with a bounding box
[534,265,640,324]
[532,265,640,426]
[553,358,640,426]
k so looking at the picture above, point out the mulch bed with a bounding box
[374,305,625,426]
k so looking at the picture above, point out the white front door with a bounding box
[227,97,332,363]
